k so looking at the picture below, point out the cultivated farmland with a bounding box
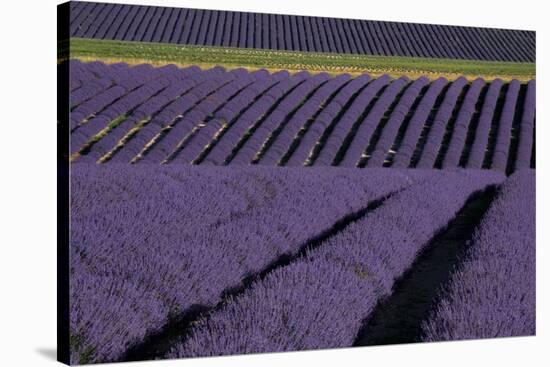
[60,2,536,365]
[68,1,535,62]
[68,60,535,174]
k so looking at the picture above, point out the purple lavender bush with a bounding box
[68,61,535,172]
[422,170,535,341]
[70,164,424,363]
[166,169,504,359]
[69,2,535,62]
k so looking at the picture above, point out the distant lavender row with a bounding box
[69,61,536,173]
[167,170,504,358]
[70,164,422,364]
[68,1,535,62]
[422,170,535,341]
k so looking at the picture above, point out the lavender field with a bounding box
[69,163,534,364]
[68,1,535,62]
[69,61,535,174]
[61,2,536,365]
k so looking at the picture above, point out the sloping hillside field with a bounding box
[60,1,536,365]
[68,61,535,174]
[68,1,534,62]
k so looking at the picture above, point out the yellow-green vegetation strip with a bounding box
[62,38,535,82]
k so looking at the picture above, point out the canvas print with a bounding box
[57,1,536,365]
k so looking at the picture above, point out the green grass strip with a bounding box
[62,38,535,82]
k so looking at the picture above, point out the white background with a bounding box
[0,0,547,365]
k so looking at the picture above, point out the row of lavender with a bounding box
[68,1,535,62]
[70,164,427,363]
[70,164,536,364]
[166,170,520,358]
[69,61,536,174]
[422,170,535,341]
[166,170,534,359]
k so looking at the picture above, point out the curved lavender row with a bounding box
[113,64,161,89]
[230,73,329,165]
[392,77,448,168]
[70,65,180,153]
[75,68,201,163]
[416,77,469,169]
[77,61,128,86]
[82,62,138,89]
[171,72,288,164]
[490,80,521,171]
[69,64,163,130]
[514,80,536,170]
[70,2,535,62]
[466,79,505,168]
[366,77,430,167]
[259,73,350,165]
[442,78,486,169]
[70,77,172,154]
[168,169,504,358]
[124,68,248,163]
[70,77,113,110]
[69,59,99,92]
[67,61,535,171]
[340,76,409,167]
[71,58,109,79]
[286,74,372,166]
[203,72,310,165]
[70,164,420,364]
[141,69,261,164]
[422,170,535,342]
[313,74,389,166]
[107,67,233,163]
